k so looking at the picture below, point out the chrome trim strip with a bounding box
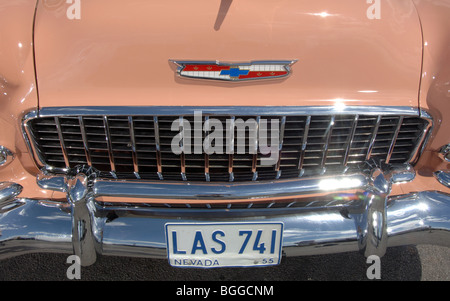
[47,163,410,202]
[36,106,421,117]
[171,60,297,66]
[54,117,70,168]
[93,173,369,200]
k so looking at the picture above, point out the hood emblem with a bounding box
[170,60,297,81]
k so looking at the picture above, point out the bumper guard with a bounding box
[1,162,449,266]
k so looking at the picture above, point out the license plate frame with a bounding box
[165,222,284,268]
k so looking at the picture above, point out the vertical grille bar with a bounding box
[320,115,335,174]
[103,116,117,177]
[128,116,140,179]
[298,115,311,176]
[275,116,286,179]
[153,116,163,180]
[228,116,235,182]
[179,116,187,181]
[78,116,92,166]
[252,116,260,181]
[54,116,70,168]
[342,115,359,171]
[366,115,382,160]
[204,116,210,181]
[385,116,404,163]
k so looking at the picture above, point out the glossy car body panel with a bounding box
[0,1,38,153]
[411,0,450,174]
[0,0,54,199]
[34,0,422,108]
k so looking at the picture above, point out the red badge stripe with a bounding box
[238,71,287,79]
[182,65,230,72]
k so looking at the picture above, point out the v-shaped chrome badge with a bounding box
[170,60,297,81]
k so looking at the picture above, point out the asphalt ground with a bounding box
[0,244,448,281]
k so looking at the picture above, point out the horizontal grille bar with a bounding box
[96,195,364,210]
[27,111,430,182]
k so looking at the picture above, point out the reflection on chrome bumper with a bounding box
[0,182,22,205]
[435,170,450,188]
[0,163,449,266]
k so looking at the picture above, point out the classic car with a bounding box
[0,0,449,269]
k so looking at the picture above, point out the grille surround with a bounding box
[23,106,432,182]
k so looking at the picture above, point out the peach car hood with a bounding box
[34,0,423,108]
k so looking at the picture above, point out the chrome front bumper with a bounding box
[1,163,449,266]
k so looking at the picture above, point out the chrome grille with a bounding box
[27,111,429,182]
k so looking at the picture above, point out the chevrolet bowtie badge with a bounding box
[170,60,297,81]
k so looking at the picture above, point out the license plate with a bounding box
[165,222,283,268]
